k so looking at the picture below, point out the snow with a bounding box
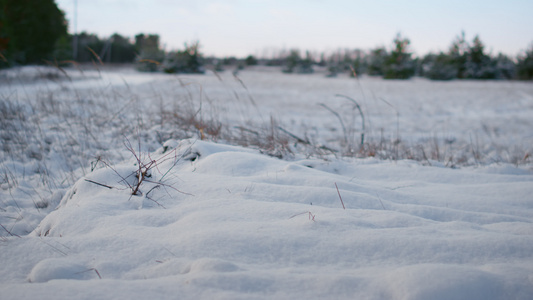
[1,66,533,299]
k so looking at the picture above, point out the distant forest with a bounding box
[1,0,532,80]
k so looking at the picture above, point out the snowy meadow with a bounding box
[1,65,533,299]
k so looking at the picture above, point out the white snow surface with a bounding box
[1,66,533,299]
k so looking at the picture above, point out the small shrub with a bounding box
[162,41,204,74]
[282,50,314,74]
[367,47,387,76]
[421,53,457,80]
[135,34,165,72]
[136,49,164,72]
[245,55,258,66]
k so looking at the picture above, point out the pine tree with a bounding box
[383,33,415,79]
[448,31,468,78]
[464,35,496,79]
[0,0,68,66]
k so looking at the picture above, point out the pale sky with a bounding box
[55,0,533,58]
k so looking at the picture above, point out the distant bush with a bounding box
[282,50,314,74]
[419,33,518,80]
[351,50,366,76]
[108,34,137,63]
[324,49,365,77]
[162,41,204,74]
[420,53,457,80]
[516,44,533,80]
[135,34,165,72]
[245,55,258,66]
[135,49,165,72]
[492,54,516,80]
[73,32,105,62]
[366,48,387,76]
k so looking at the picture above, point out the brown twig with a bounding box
[335,94,366,148]
[76,268,102,279]
[335,182,345,209]
[289,211,316,221]
[84,179,113,189]
[1,223,21,238]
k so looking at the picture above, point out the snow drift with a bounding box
[2,139,532,299]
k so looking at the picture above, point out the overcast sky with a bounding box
[55,0,533,58]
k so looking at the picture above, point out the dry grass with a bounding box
[1,64,531,237]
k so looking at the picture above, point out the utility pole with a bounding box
[72,0,78,60]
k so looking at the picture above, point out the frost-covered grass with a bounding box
[0,65,532,299]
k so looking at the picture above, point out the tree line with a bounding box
[1,0,532,80]
[272,33,533,80]
[0,0,203,74]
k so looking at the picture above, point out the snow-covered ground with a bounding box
[1,66,532,299]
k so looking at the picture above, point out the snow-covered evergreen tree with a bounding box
[463,35,496,79]
[383,34,415,79]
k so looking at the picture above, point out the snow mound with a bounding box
[28,258,99,283]
[378,264,515,300]
[1,139,533,299]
